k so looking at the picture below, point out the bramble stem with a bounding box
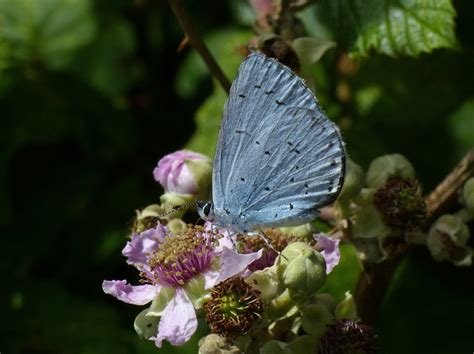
[425,148,474,221]
[355,148,474,325]
[167,0,231,93]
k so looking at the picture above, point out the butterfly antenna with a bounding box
[158,201,197,219]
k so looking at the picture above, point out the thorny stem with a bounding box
[167,0,231,93]
[355,148,474,325]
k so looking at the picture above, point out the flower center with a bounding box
[204,277,263,338]
[148,225,217,287]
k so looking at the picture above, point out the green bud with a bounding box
[166,218,187,235]
[300,303,334,338]
[261,336,319,354]
[427,214,472,266]
[133,204,164,233]
[185,157,212,200]
[260,340,289,354]
[462,177,474,213]
[278,242,326,300]
[314,293,336,314]
[366,154,415,189]
[339,159,365,201]
[198,333,241,354]
[335,291,357,320]
[134,307,159,340]
[137,204,164,218]
[279,223,316,240]
[352,205,391,240]
[160,192,194,219]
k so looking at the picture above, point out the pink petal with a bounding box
[122,225,166,266]
[202,269,220,290]
[154,289,198,347]
[314,234,341,274]
[102,280,159,305]
[212,247,263,286]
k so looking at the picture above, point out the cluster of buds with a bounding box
[335,153,473,267]
[425,178,474,267]
[334,154,426,262]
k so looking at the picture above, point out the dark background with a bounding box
[1,0,473,353]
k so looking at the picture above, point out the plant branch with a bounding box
[167,0,231,93]
[425,148,474,221]
[355,148,474,325]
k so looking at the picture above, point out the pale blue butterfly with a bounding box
[197,52,345,234]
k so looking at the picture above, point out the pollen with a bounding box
[147,225,219,287]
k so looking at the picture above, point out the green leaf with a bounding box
[186,87,227,157]
[0,0,96,69]
[318,0,458,57]
[292,37,336,65]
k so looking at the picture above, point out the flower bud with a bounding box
[427,214,472,266]
[166,218,187,235]
[133,204,164,233]
[300,303,334,338]
[338,159,365,201]
[278,242,326,300]
[160,192,194,218]
[366,154,415,189]
[279,222,315,240]
[153,150,212,198]
[198,334,241,354]
[352,205,391,240]
[462,177,474,213]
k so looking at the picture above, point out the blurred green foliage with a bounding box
[1,0,473,353]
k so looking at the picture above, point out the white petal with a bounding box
[154,289,198,347]
[102,280,159,305]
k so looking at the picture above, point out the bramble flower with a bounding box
[427,214,472,266]
[153,150,212,197]
[102,223,262,347]
[204,277,264,339]
[314,234,341,274]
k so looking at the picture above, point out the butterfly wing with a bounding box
[212,53,319,213]
[237,106,345,228]
[212,53,345,229]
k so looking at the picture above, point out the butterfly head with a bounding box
[196,200,215,222]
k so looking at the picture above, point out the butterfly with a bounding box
[197,52,345,234]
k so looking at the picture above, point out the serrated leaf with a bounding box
[318,0,457,57]
[0,0,96,69]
